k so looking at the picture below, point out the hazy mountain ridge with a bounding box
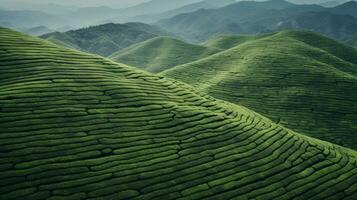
[157,0,357,45]
[41,22,171,56]
[130,0,237,23]
[2,0,357,41]
[0,0,205,30]
[0,9,69,29]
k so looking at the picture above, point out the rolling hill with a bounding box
[41,23,170,57]
[162,30,357,149]
[1,28,357,200]
[22,26,54,36]
[110,37,221,73]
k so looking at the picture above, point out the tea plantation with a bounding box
[0,28,356,200]
[163,30,357,149]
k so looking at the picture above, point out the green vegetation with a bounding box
[41,23,170,56]
[110,37,221,73]
[109,34,276,73]
[1,28,356,199]
[163,30,357,149]
[202,33,274,50]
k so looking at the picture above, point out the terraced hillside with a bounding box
[41,22,170,57]
[1,28,357,200]
[110,37,221,73]
[163,30,357,149]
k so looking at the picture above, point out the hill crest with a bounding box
[163,30,357,149]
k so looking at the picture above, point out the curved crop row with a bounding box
[0,28,356,200]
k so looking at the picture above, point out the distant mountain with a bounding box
[56,0,205,27]
[119,0,203,16]
[0,1,78,14]
[162,30,357,149]
[41,23,170,56]
[62,6,124,26]
[319,1,344,7]
[277,11,357,41]
[0,9,69,29]
[0,0,208,29]
[288,0,349,4]
[106,0,206,23]
[330,1,357,17]
[158,0,357,45]
[131,0,237,23]
[110,37,221,73]
[157,0,299,42]
[22,26,54,36]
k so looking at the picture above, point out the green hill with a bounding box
[110,37,221,73]
[1,28,357,200]
[163,30,357,149]
[41,22,170,57]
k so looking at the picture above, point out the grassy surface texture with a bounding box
[0,28,356,200]
[163,30,357,149]
[110,37,221,73]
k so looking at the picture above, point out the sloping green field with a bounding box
[110,37,221,73]
[163,30,357,149]
[202,33,274,50]
[0,28,357,200]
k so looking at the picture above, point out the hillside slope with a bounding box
[202,33,274,50]
[41,23,170,56]
[110,37,221,73]
[163,30,357,149]
[1,28,356,200]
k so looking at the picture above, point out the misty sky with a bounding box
[0,0,151,8]
[0,0,346,10]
